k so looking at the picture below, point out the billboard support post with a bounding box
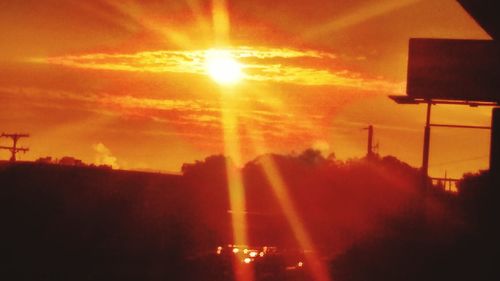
[490,107,500,184]
[421,101,432,190]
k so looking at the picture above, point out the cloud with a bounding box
[0,86,219,115]
[93,142,119,168]
[0,86,305,143]
[32,47,403,92]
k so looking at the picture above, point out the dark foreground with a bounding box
[0,156,498,281]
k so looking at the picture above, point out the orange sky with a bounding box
[0,0,492,177]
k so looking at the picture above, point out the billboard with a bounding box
[407,38,500,102]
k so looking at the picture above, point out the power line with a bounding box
[430,155,488,167]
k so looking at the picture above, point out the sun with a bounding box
[205,50,243,85]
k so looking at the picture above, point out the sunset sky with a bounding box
[0,0,493,177]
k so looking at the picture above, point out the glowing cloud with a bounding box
[32,47,403,92]
[93,142,119,168]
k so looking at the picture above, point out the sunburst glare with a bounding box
[205,50,244,85]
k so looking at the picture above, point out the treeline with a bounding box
[182,150,425,254]
[330,170,498,281]
[0,150,496,280]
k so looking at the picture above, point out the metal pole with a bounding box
[422,101,432,189]
[490,107,500,185]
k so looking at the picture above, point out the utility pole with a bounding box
[364,125,374,159]
[0,133,30,162]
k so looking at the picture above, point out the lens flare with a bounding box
[205,50,243,85]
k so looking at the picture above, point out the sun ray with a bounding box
[185,0,212,39]
[212,0,230,45]
[104,0,194,48]
[247,126,332,281]
[69,1,139,34]
[220,93,254,281]
[302,0,420,40]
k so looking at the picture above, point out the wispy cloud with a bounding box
[0,86,218,113]
[31,47,403,92]
[0,86,295,133]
